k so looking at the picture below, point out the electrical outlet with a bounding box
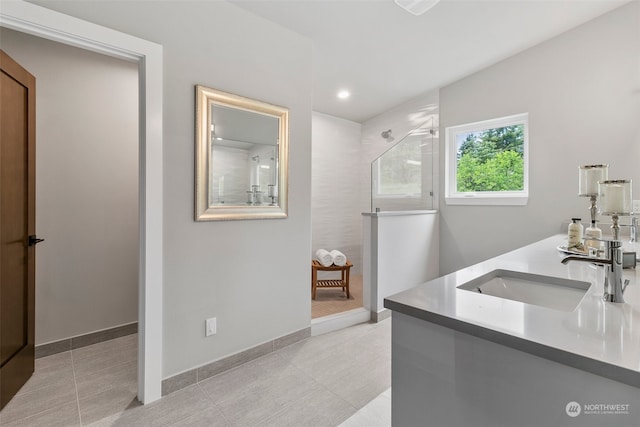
[205,317,217,337]
[633,200,640,213]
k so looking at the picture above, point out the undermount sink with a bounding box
[457,269,591,312]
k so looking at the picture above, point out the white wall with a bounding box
[439,2,640,274]
[0,28,139,344]
[30,0,313,378]
[311,112,362,273]
[363,212,439,315]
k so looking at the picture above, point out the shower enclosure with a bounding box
[363,120,440,321]
[371,122,437,212]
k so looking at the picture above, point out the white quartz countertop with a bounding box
[384,234,640,388]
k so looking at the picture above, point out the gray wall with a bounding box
[0,28,139,345]
[29,0,313,378]
[439,2,640,274]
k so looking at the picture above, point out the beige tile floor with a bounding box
[338,388,391,427]
[0,319,391,426]
[312,275,363,319]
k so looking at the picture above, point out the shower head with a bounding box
[381,129,394,143]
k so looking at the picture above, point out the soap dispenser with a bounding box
[585,220,602,254]
[568,218,584,251]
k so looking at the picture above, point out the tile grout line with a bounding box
[302,369,359,416]
[70,348,84,426]
[279,354,359,408]
[1,399,56,425]
[338,390,391,427]
[73,358,136,383]
[257,353,360,426]
[0,352,77,425]
[195,380,233,425]
[276,324,390,416]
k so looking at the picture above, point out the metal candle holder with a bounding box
[578,164,608,227]
[598,179,632,241]
[610,214,622,241]
[587,195,598,228]
[267,184,277,206]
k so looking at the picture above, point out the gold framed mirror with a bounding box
[195,85,289,221]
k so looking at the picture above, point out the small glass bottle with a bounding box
[584,221,602,255]
[568,218,584,251]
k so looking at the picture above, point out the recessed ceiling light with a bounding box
[337,90,351,100]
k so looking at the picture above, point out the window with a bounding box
[445,113,528,205]
[375,133,423,197]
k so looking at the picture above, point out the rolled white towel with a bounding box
[329,250,347,266]
[315,249,333,267]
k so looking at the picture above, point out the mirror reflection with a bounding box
[195,85,288,221]
[209,105,279,206]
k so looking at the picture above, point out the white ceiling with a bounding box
[232,0,630,123]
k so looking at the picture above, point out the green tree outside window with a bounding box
[456,125,524,192]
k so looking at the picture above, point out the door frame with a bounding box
[0,1,164,404]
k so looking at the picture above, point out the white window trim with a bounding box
[445,113,529,206]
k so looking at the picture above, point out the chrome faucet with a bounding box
[561,240,629,303]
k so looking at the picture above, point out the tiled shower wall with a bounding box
[312,112,363,274]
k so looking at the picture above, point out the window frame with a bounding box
[444,113,529,206]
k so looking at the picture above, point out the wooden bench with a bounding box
[311,259,353,300]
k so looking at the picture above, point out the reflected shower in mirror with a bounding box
[209,105,279,206]
[195,85,288,221]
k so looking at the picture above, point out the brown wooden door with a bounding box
[0,49,37,410]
